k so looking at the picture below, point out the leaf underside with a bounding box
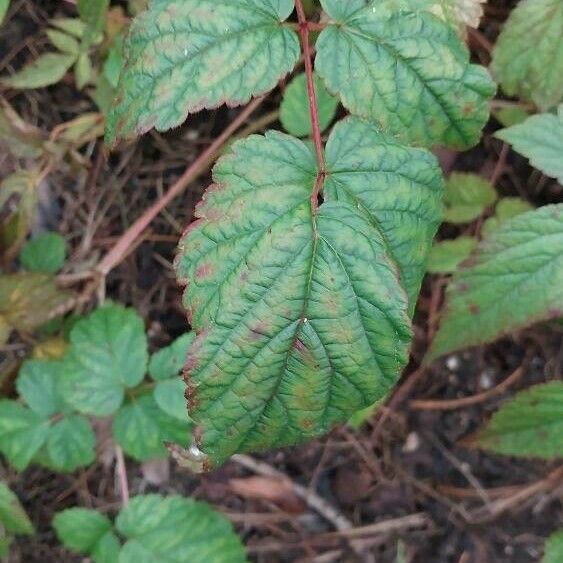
[429,204,563,360]
[315,0,496,148]
[106,0,299,143]
[176,118,442,467]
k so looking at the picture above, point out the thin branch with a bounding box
[115,445,130,506]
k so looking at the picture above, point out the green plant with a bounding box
[53,494,247,563]
[0,482,34,557]
[106,0,495,469]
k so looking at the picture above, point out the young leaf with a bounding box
[91,531,121,563]
[77,0,110,46]
[176,118,443,467]
[16,359,67,418]
[106,0,300,144]
[280,72,338,138]
[491,0,563,111]
[113,395,190,461]
[544,530,563,563]
[49,18,86,39]
[315,0,495,148]
[116,495,247,562]
[46,29,80,56]
[53,508,113,553]
[148,333,194,381]
[46,415,96,472]
[20,233,67,274]
[1,53,76,89]
[443,172,497,224]
[482,197,533,237]
[0,401,50,470]
[153,379,187,421]
[471,382,563,458]
[0,0,10,25]
[495,107,563,185]
[428,205,563,360]
[426,237,477,274]
[0,483,34,535]
[61,304,148,415]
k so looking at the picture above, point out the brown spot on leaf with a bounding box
[195,262,214,280]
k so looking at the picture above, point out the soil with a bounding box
[1,1,562,562]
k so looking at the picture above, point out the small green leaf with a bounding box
[54,508,113,554]
[16,359,66,417]
[103,35,124,88]
[106,0,300,143]
[426,237,477,274]
[62,304,148,416]
[75,52,94,89]
[0,482,34,535]
[492,106,531,128]
[154,379,187,421]
[116,495,247,563]
[496,106,563,185]
[444,173,497,224]
[544,530,563,563]
[47,29,80,55]
[176,118,442,466]
[491,0,563,110]
[77,0,109,46]
[482,197,533,237]
[429,205,563,360]
[20,233,66,274]
[316,0,495,148]
[1,53,76,89]
[113,395,190,461]
[49,18,86,38]
[280,73,338,138]
[46,415,96,472]
[473,382,563,458]
[92,531,121,563]
[0,0,10,25]
[148,333,194,381]
[0,401,50,470]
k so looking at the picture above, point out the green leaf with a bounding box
[77,0,110,46]
[0,535,10,558]
[148,333,194,381]
[443,172,497,224]
[92,531,121,563]
[492,106,531,128]
[176,118,442,466]
[20,233,67,274]
[426,236,477,274]
[315,0,495,148]
[0,401,50,470]
[46,29,80,55]
[62,304,148,416]
[16,359,66,417]
[472,382,563,458]
[0,0,10,25]
[103,35,124,89]
[544,530,563,563]
[116,495,247,563]
[153,379,187,421]
[1,53,76,89]
[106,0,300,144]
[75,52,94,89]
[482,197,533,237]
[491,0,563,111]
[49,18,86,39]
[113,395,190,461]
[46,415,96,472]
[280,72,338,138]
[54,508,113,554]
[495,107,563,185]
[428,205,563,360]
[0,482,34,535]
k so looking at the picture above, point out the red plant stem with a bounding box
[95,97,264,278]
[295,0,325,183]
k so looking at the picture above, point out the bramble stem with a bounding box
[295,0,325,184]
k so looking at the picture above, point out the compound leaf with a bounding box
[0,483,34,535]
[20,233,67,274]
[61,304,148,416]
[116,494,247,563]
[280,72,338,138]
[491,0,563,111]
[106,0,300,143]
[1,53,76,89]
[472,382,563,458]
[54,508,113,554]
[113,395,190,461]
[443,172,497,224]
[176,118,443,467]
[315,0,495,148]
[544,530,563,563]
[429,205,563,360]
[0,401,50,470]
[46,415,96,472]
[496,106,563,185]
